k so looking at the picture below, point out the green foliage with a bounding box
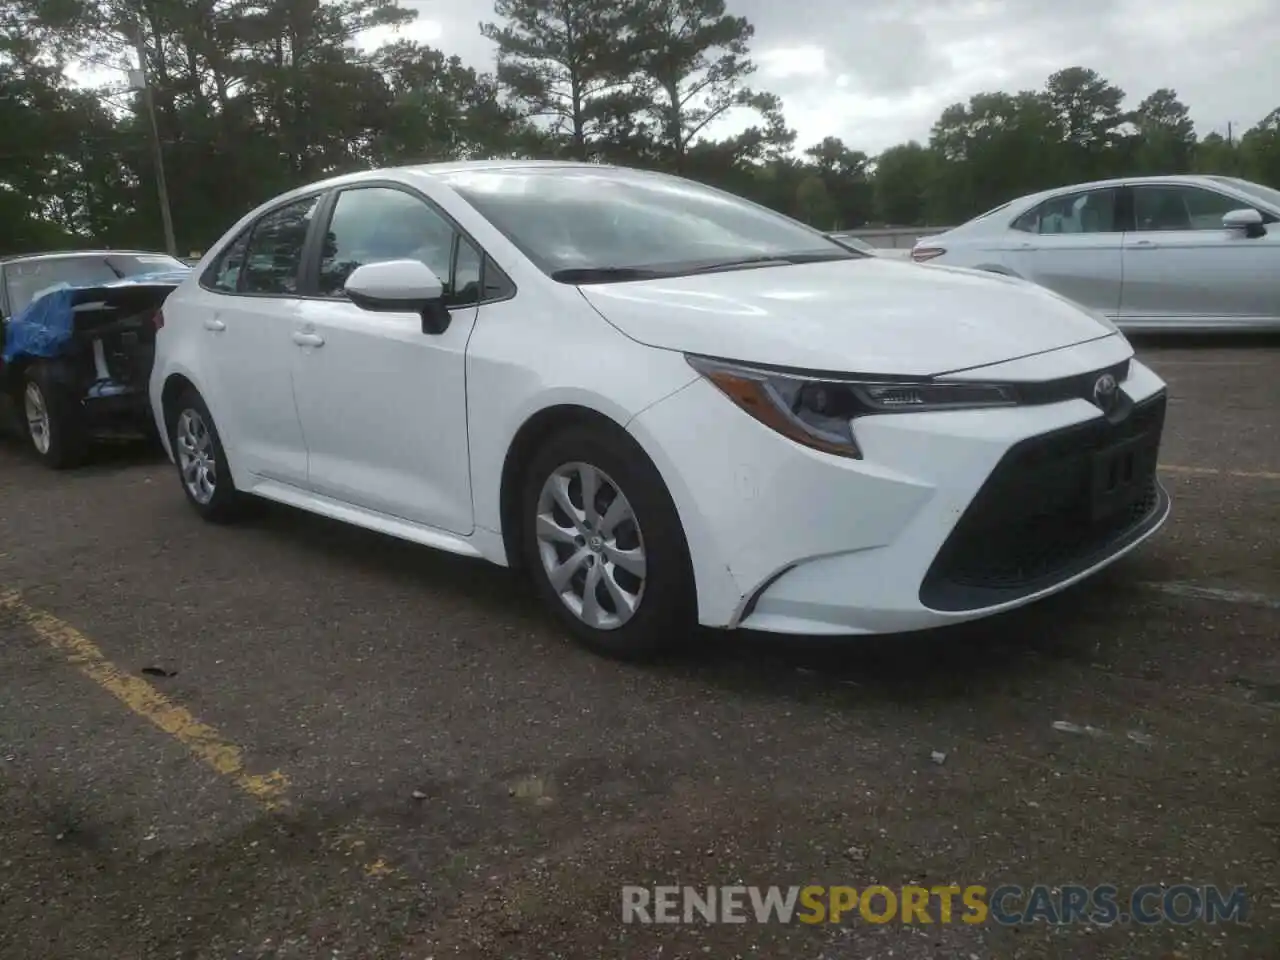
[0,0,1277,255]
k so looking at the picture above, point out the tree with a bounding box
[1126,88,1196,174]
[1044,66,1126,179]
[629,0,785,171]
[928,89,1062,223]
[479,0,642,159]
[794,174,832,228]
[1239,107,1280,186]
[1193,132,1241,176]
[371,41,537,164]
[804,136,872,226]
[872,141,934,226]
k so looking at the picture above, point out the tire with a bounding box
[520,423,695,660]
[21,363,88,470]
[167,387,244,523]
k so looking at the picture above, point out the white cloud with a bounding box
[758,46,827,79]
[356,16,444,52]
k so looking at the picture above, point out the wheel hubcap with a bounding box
[535,461,647,630]
[23,383,51,455]
[175,409,217,505]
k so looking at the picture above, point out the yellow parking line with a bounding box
[0,589,291,811]
[1159,464,1280,481]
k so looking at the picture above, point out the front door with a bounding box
[290,184,481,535]
[1120,183,1280,328]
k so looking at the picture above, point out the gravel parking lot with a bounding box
[1,338,1277,960]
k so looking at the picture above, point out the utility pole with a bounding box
[130,15,177,256]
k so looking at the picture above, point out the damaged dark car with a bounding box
[0,250,189,468]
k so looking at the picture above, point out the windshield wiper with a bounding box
[550,266,670,284]
[684,251,856,275]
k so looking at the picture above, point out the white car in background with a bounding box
[911,175,1280,332]
[150,161,1170,660]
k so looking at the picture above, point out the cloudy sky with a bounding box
[357,0,1279,155]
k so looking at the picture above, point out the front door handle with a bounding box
[203,318,226,332]
[292,331,325,347]
[1130,240,1158,251]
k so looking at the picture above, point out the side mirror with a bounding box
[344,259,452,334]
[1222,207,1265,238]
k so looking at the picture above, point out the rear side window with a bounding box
[239,195,321,295]
[205,230,251,293]
[1013,188,1120,235]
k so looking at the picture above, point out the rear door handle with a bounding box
[203,318,226,332]
[292,331,325,347]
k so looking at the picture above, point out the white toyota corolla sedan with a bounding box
[150,160,1171,658]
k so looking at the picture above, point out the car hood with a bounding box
[576,257,1114,376]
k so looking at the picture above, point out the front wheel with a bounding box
[168,388,244,523]
[521,424,695,660]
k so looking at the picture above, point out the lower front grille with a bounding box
[920,392,1169,612]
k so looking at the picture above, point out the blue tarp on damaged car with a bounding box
[1,269,188,366]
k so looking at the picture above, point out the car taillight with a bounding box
[152,307,165,331]
[911,246,946,263]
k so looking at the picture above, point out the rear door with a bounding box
[187,194,321,485]
[1119,182,1280,328]
[1001,186,1127,318]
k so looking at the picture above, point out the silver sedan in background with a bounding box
[911,175,1280,332]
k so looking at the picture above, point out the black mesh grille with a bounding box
[920,391,1169,612]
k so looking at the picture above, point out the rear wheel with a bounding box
[22,364,88,469]
[168,388,244,522]
[521,424,695,660]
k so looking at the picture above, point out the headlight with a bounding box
[685,355,1018,459]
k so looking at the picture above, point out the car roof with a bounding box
[404,159,619,177]
[237,159,661,227]
[1011,174,1247,206]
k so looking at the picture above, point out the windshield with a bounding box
[442,167,859,281]
[4,252,186,315]
[1208,177,1280,212]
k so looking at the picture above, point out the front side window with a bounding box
[1133,185,1246,231]
[317,187,457,299]
[441,167,858,280]
[452,237,483,307]
[240,195,320,295]
[1013,189,1119,235]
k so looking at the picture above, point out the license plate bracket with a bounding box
[1090,433,1155,523]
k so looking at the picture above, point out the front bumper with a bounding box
[628,343,1169,635]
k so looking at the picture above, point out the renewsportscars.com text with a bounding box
[621,884,1249,926]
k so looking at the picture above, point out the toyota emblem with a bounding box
[1092,373,1119,411]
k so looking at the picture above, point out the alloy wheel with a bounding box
[534,461,647,630]
[23,382,51,455]
[175,408,217,504]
